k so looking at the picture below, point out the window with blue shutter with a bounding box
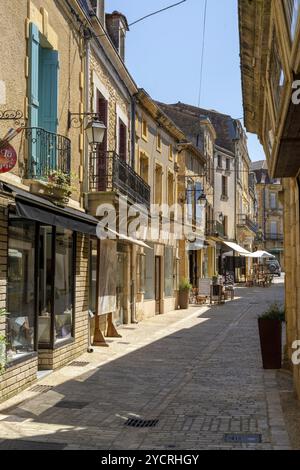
[28,23,59,176]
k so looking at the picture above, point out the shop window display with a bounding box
[7,217,36,362]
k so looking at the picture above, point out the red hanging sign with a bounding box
[0,142,17,173]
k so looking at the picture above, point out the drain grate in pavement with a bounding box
[30,385,54,393]
[0,439,67,450]
[68,361,90,367]
[125,418,159,428]
[54,401,89,410]
[224,434,262,444]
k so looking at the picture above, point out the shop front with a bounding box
[0,183,98,401]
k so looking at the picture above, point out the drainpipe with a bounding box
[83,37,91,209]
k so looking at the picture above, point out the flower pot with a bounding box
[179,289,190,309]
[258,318,282,369]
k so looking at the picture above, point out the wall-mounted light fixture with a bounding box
[68,111,106,145]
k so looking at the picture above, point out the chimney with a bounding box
[88,0,105,26]
[105,11,129,61]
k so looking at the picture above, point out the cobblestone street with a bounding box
[0,278,294,450]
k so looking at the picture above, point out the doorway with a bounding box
[155,256,162,315]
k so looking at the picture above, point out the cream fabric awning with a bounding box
[222,241,252,255]
[106,228,152,249]
[241,250,276,259]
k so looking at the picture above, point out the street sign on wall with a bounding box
[0,142,17,173]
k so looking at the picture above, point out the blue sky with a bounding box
[107,0,265,162]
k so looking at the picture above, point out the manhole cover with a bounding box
[125,418,159,428]
[30,385,54,393]
[68,361,90,367]
[54,401,89,410]
[224,434,262,444]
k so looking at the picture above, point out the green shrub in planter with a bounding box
[179,278,192,310]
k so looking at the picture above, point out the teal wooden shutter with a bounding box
[39,49,59,172]
[28,23,40,175]
[29,23,39,127]
[38,49,59,133]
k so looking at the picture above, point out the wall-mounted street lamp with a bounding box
[68,111,106,145]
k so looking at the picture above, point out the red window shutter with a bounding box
[119,119,127,161]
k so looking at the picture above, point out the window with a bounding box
[164,247,174,297]
[118,118,127,161]
[168,144,173,162]
[6,216,76,361]
[226,158,231,171]
[155,164,163,205]
[140,152,149,183]
[144,244,155,300]
[270,193,277,209]
[270,221,278,236]
[222,176,228,198]
[142,117,148,140]
[55,229,74,343]
[284,0,300,40]
[168,172,174,207]
[217,155,222,168]
[157,132,162,152]
[28,23,59,172]
[38,226,75,346]
[7,217,36,362]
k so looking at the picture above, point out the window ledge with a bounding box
[6,352,38,369]
[53,337,75,350]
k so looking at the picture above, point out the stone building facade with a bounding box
[134,90,184,318]
[239,0,300,398]
[0,0,93,402]
[251,160,284,268]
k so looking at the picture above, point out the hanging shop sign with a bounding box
[0,142,17,173]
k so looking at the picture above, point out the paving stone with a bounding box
[0,278,292,450]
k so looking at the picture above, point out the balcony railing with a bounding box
[206,220,225,238]
[237,214,258,233]
[265,233,284,241]
[89,149,151,208]
[25,127,71,179]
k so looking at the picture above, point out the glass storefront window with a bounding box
[55,228,74,344]
[164,246,174,297]
[7,216,36,362]
[38,225,53,345]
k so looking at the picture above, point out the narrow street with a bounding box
[0,278,293,450]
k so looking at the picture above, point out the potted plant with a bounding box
[258,303,285,369]
[44,170,76,206]
[179,278,192,309]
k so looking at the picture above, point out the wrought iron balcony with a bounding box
[25,127,71,179]
[206,220,225,238]
[265,233,284,241]
[237,214,258,233]
[89,149,151,208]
